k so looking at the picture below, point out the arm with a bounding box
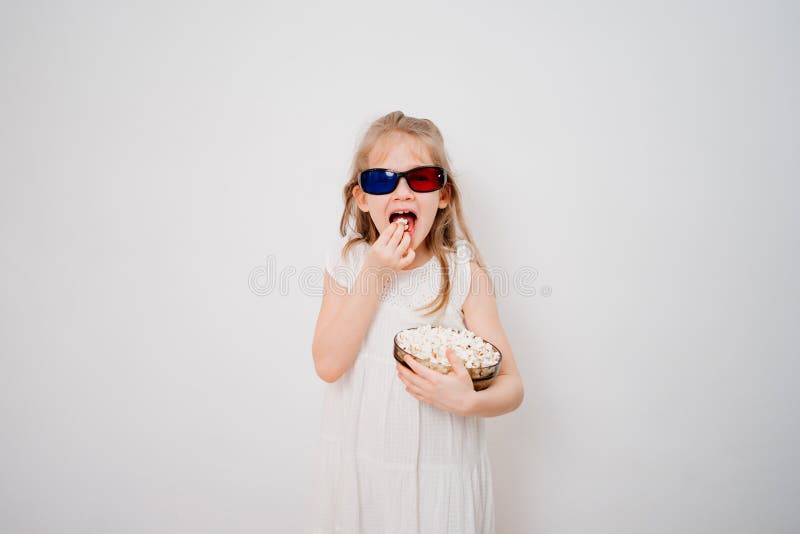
[312,223,414,383]
[461,260,525,417]
[312,266,390,383]
[394,259,525,417]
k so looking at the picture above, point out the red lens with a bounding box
[406,167,445,192]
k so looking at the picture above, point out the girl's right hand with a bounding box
[363,221,416,275]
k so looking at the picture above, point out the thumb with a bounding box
[400,246,416,267]
[446,348,468,376]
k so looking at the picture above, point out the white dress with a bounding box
[307,233,495,534]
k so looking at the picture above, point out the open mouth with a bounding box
[389,210,417,237]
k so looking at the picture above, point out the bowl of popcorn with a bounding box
[393,324,503,391]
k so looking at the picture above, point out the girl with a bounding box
[308,111,524,534]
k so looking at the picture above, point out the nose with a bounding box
[392,177,414,198]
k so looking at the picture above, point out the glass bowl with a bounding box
[393,326,503,391]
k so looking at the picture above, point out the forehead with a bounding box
[367,132,433,169]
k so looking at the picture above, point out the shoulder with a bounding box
[449,239,484,309]
[323,232,368,290]
[451,239,474,268]
[325,232,366,265]
[459,253,522,388]
[460,240,495,317]
[465,259,493,297]
[461,258,502,356]
[451,239,482,280]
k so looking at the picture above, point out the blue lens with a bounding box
[361,169,399,194]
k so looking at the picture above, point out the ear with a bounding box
[352,185,369,212]
[437,183,452,209]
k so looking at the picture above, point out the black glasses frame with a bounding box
[358,165,448,195]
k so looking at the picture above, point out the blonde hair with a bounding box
[337,110,486,317]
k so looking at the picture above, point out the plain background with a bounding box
[1,1,797,533]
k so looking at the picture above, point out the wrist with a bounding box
[462,389,480,417]
[360,261,394,286]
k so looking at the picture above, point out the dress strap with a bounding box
[450,239,474,313]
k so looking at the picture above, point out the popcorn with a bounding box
[396,217,409,230]
[395,324,501,370]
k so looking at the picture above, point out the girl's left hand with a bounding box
[397,348,476,416]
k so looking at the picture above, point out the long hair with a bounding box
[337,110,486,317]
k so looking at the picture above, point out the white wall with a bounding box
[1,1,797,533]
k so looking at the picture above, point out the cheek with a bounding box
[421,204,440,226]
[367,200,389,232]
[369,214,386,232]
[365,199,388,221]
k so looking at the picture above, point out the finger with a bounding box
[395,232,412,257]
[404,383,426,400]
[398,244,416,268]
[377,221,399,245]
[403,354,441,382]
[446,348,469,375]
[398,362,428,389]
[387,222,405,249]
[398,231,411,251]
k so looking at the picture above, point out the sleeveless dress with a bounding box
[306,233,496,534]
